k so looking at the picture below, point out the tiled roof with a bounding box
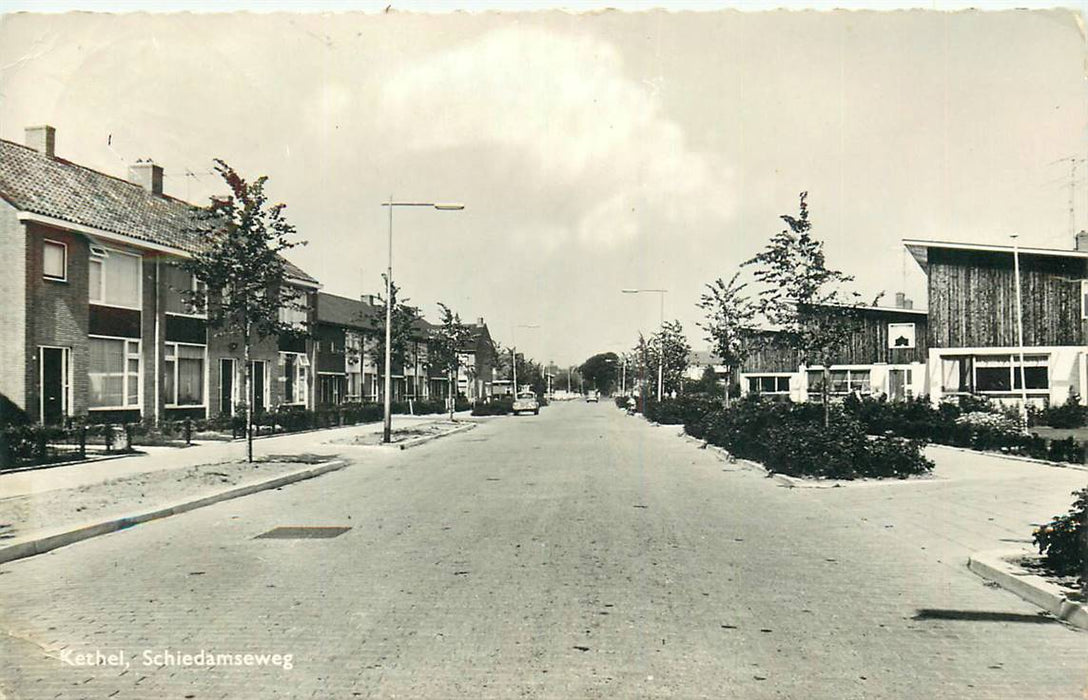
[316,292,384,328]
[0,138,318,285]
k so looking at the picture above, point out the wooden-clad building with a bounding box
[739,297,929,402]
[905,237,1088,408]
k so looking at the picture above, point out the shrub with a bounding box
[643,396,721,426]
[1033,487,1086,579]
[614,396,628,409]
[472,399,513,416]
[689,395,933,480]
[1031,393,1088,429]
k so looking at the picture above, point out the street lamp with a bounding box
[511,323,539,395]
[379,198,464,443]
[622,288,667,400]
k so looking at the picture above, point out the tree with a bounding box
[646,320,692,397]
[183,159,307,462]
[742,191,867,426]
[365,277,421,401]
[697,272,758,406]
[579,352,620,395]
[431,302,473,419]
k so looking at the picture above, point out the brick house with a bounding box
[904,236,1088,408]
[739,295,929,402]
[312,292,497,406]
[0,125,319,425]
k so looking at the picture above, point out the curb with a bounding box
[967,549,1088,630]
[395,422,477,450]
[0,459,348,566]
[929,443,1088,473]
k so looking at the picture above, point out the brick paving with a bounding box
[0,402,1085,698]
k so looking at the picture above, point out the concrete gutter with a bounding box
[0,459,347,566]
[968,549,1088,630]
[395,422,477,450]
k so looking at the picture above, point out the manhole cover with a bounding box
[255,526,352,540]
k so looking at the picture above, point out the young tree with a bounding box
[697,272,758,406]
[743,192,867,426]
[183,159,307,462]
[365,277,421,401]
[646,320,692,398]
[431,302,473,419]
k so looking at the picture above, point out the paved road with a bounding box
[1,402,1085,699]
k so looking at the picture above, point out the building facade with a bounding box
[0,125,319,425]
[739,297,929,402]
[905,238,1088,408]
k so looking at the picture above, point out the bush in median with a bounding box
[687,395,933,480]
[1032,487,1086,579]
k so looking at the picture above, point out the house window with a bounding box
[88,247,141,308]
[975,355,1048,393]
[281,352,309,405]
[808,368,871,395]
[43,240,67,281]
[164,343,206,406]
[887,323,916,349]
[747,375,790,394]
[162,263,205,316]
[278,295,309,329]
[89,337,140,408]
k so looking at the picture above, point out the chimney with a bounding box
[477,317,484,326]
[25,125,56,158]
[1076,230,1088,252]
[902,297,913,310]
[894,292,906,308]
[128,159,164,196]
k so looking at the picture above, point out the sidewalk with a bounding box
[0,412,472,499]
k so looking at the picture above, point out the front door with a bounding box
[249,361,266,413]
[219,358,235,416]
[40,347,69,424]
[888,368,912,401]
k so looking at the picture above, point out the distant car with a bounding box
[512,392,540,415]
[585,391,599,403]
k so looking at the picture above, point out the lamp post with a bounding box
[379,199,464,443]
[1011,234,1029,428]
[622,288,667,400]
[511,323,539,395]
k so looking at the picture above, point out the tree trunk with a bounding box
[449,364,456,421]
[244,322,253,463]
[823,366,831,429]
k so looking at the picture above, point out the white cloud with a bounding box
[379,25,734,250]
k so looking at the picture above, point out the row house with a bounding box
[312,292,497,406]
[739,296,929,402]
[0,125,320,425]
[904,236,1088,408]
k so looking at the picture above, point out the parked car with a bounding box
[512,392,540,415]
[585,391,599,403]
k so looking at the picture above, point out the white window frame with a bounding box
[973,353,1050,395]
[887,322,916,349]
[87,335,142,411]
[164,342,208,408]
[88,245,143,310]
[746,373,792,395]
[279,351,309,407]
[42,239,67,282]
[806,366,872,395]
[164,264,207,318]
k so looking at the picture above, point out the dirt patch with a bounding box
[330,421,462,447]
[0,456,336,541]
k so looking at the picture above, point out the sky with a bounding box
[1,3,1085,367]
